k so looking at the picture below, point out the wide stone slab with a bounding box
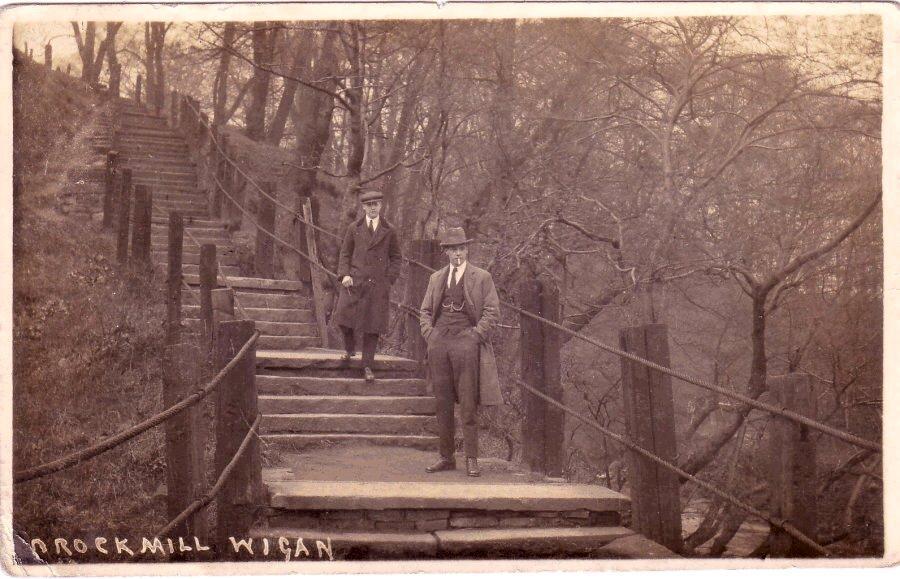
[262,433,439,451]
[266,480,630,513]
[433,526,634,557]
[595,533,679,558]
[182,275,305,291]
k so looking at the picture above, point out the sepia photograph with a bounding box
[3,1,893,572]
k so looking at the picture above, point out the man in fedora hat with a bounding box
[419,227,503,477]
[333,189,403,382]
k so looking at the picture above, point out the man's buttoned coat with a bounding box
[419,263,503,406]
[333,217,402,334]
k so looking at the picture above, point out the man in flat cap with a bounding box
[419,227,503,477]
[333,189,403,382]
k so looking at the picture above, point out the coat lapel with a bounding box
[368,220,388,248]
[432,265,451,321]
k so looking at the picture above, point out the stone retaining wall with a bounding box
[265,507,621,532]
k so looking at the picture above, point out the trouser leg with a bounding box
[451,332,480,459]
[361,333,379,368]
[428,333,456,459]
[340,325,355,355]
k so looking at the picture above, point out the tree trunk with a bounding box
[265,31,308,145]
[213,23,236,127]
[246,21,274,141]
[339,22,367,229]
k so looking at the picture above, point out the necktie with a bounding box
[368,220,375,234]
[450,267,458,288]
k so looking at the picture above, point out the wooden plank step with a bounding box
[259,395,436,415]
[256,375,426,396]
[258,336,321,350]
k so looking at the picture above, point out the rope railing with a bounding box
[183,227,250,320]
[155,413,261,538]
[182,97,880,455]
[515,377,830,556]
[14,331,260,484]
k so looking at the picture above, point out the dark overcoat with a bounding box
[332,217,403,334]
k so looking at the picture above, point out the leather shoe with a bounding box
[466,457,481,477]
[425,457,456,473]
[364,367,375,382]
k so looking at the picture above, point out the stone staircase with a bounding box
[92,99,439,451]
[79,98,673,559]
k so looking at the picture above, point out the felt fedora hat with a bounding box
[358,189,383,203]
[438,227,474,247]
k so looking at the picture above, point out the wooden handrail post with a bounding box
[405,240,441,375]
[116,168,133,264]
[212,134,228,219]
[213,320,263,557]
[200,244,219,353]
[167,212,184,346]
[619,323,682,553]
[44,42,51,69]
[301,197,330,348]
[518,276,564,479]
[162,341,205,541]
[131,185,153,266]
[767,373,818,557]
[102,150,120,229]
[212,288,236,328]
[170,89,178,127]
[255,182,277,278]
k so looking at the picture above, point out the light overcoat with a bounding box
[419,263,503,406]
[332,217,402,334]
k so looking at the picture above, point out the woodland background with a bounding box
[13,15,883,556]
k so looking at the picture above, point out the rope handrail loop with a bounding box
[515,377,831,557]
[14,331,260,484]
[155,413,261,538]
[182,227,250,321]
[183,97,879,454]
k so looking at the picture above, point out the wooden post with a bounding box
[301,197,330,348]
[135,74,142,108]
[767,374,818,557]
[212,288,236,328]
[109,63,121,98]
[170,89,178,127]
[131,185,152,266]
[102,150,119,228]
[518,276,564,478]
[404,240,441,374]
[255,182,276,278]
[116,169,133,264]
[162,342,205,540]
[167,212,184,346]
[199,244,218,352]
[44,43,51,68]
[212,134,228,218]
[619,323,682,553]
[213,320,263,556]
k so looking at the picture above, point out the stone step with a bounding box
[149,193,211,206]
[183,275,305,292]
[152,251,238,267]
[257,350,418,374]
[256,375,426,397]
[248,526,643,559]
[259,433,439,452]
[183,290,308,309]
[122,150,192,162]
[121,159,196,171]
[184,319,316,337]
[133,177,198,189]
[258,336,321,350]
[152,215,223,228]
[180,263,242,277]
[152,199,208,213]
[119,143,189,154]
[130,167,197,179]
[265,479,630,513]
[151,233,230,248]
[259,395,436,416]
[182,304,309,321]
[118,128,183,141]
[261,413,436,435]
[153,206,209,218]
